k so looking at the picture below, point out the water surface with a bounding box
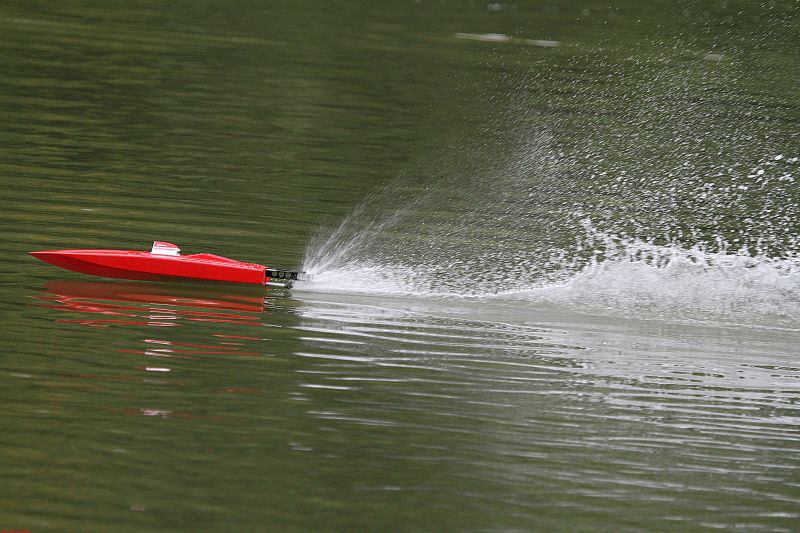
[2,1,799,531]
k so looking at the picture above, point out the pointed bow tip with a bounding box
[30,250,60,261]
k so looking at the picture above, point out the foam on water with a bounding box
[299,77,800,325]
[301,221,800,324]
[502,233,800,322]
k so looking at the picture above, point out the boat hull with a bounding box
[30,249,266,285]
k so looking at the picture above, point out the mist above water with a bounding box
[301,51,800,324]
[300,142,800,321]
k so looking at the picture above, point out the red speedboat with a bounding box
[31,241,305,288]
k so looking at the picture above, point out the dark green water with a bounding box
[2,2,800,531]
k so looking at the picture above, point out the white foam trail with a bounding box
[501,240,800,322]
[298,228,800,324]
[300,145,800,325]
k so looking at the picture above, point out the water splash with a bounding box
[302,215,800,320]
[300,163,800,323]
[302,131,584,291]
[502,226,800,322]
[299,53,800,323]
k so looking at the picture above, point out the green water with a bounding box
[2,2,800,532]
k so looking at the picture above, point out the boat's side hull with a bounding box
[30,250,266,284]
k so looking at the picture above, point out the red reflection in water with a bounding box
[33,280,271,359]
[34,280,267,326]
[33,280,270,423]
[118,342,261,357]
[214,334,262,340]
